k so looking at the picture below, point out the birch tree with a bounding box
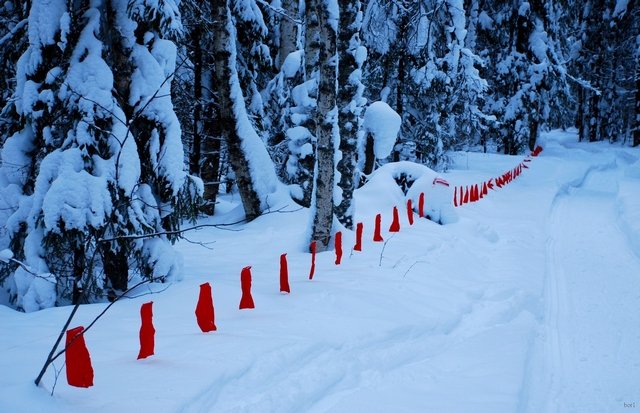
[335,0,365,229]
[310,0,339,250]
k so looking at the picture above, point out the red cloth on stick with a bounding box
[65,326,94,388]
[407,199,414,224]
[418,193,425,217]
[308,241,316,280]
[373,214,384,242]
[463,186,470,203]
[482,182,488,195]
[195,282,217,332]
[487,179,494,190]
[389,206,400,232]
[470,185,478,202]
[280,253,290,293]
[137,301,155,359]
[453,188,458,207]
[239,266,255,309]
[334,232,343,265]
[354,222,363,251]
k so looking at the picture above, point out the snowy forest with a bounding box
[0,0,638,311]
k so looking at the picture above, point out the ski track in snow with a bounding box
[524,139,640,413]
[2,130,639,413]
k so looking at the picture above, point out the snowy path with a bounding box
[1,130,639,413]
[526,145,640,413]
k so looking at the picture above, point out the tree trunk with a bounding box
[200,96,221,215]
[72,243,85,305]
[634,51,640,147]
[588,92,599,142]
[190,24,202,176]
[577,87,585,141]
[101,245,128,292]
[335,0,363,230]
[310,0,338,251]
[304,0,321,80]
[277,0,300,70]
[363,133,375,176]
[211,0,262,220]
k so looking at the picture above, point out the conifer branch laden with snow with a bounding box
[0,0,201,311]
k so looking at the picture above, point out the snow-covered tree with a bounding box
[0,0,201,310]
[362,0,490,168]
[210,0,280,221]
[178,1,224,215]
[568,0,638,144]
[0,0,28,140]
[474,0,570,153]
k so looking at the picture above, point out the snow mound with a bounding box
[363,101,401,159]
[0,249,13,263]
[360,161,457,224]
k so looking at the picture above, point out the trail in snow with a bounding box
[525,137,640,413]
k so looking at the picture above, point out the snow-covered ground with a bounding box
[1,129,639,412]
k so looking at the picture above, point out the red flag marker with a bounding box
[335,231,343,265]
[239,266,255,309]
[308,241,316,280]
[280,253,290,293]
[482,182,488,195]
[487,179,495,190]
[354,222,363,251]
[389,206,400,232]
[65,326,94,388]
[195,282,217,332]
[407,199,414,224]
[138,302,155,359]
[453,187,459,207]
[463,186,470,203]
[373,214,384,242]
[418,193,425,217]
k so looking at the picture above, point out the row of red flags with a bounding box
[63,194,426,387]
[453,145,542,207]
[63,146,542,388]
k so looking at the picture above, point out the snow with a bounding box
[1,130,640,412]
[227,10,287,210]
[362,101,401,159]
[14,269,56,313]
[354,45,367,67]
[612,0,629,18]
[27,0,66,48]
[282,50,302,78]
[478,11,494,30]
[0,249,13,263]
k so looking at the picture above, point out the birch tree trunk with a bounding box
[310,0,338,251]
[335,0,363,230]
[634,49,640,147]
[304,0,321,80]
[277,0,300,70]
